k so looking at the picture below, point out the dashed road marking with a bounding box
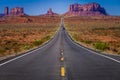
[61,52,64,55]
[61,49,64,52]
[61,67,65,77]
[60,57,64,61]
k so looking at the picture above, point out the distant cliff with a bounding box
[64,2,108,16]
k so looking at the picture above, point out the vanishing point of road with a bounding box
[0,18,120,80]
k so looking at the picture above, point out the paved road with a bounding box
[0,19,120,80]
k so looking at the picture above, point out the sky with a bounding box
[0,0,120,16]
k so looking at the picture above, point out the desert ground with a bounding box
[0,16,61,57]
[0,16,120,58]
[64,16,120,55]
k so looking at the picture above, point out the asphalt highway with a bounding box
[0,19,120,80]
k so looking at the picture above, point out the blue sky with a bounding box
[0,0,120,16]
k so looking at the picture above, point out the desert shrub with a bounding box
[22,44,33,50]
[93,42,109,51]
[44,35,50,40]
[108,27,120,30]
[33,40,43,46]
[72,33,79,41]
[65,16,120,54]
[117,50,120,55]
[0,47,6,55]
[13,43,21,53]
[84,40,93,44]
[0,17,60,57]
[33,35,50,46]
[92,27,106,30]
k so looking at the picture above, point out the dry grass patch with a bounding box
[0,16,60,57]
[65,16,120,55]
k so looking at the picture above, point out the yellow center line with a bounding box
[61,67,65,77]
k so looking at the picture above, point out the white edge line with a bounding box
[0,48,39,67]
[1,29,120,67]
[0,21,61,67]
[66,31,120,64]
[0,33,56,67]
[0,43,49,67]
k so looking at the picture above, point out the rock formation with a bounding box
[10,7,24,16]
[64,2,108,16]
[3,7,25,16]
[42,8,58,16]
[4,7,9,16]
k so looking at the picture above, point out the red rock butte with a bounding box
[4,7,9,16]
[64,2,108,16]
[42,8,59,16]
[10,7,24,16]
[4,7,25,16]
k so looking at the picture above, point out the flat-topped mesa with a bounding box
[43,8,58,16]
[10,7,24,16]
[65,2,108,16]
